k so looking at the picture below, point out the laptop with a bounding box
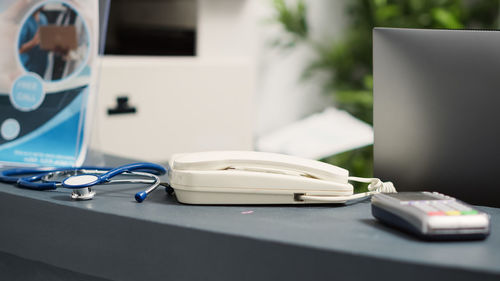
[373,28,500,207]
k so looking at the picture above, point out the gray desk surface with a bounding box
[0,155,499,281]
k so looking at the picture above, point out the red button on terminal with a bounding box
[428,211,445,216]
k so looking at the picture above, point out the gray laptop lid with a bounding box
[373,28,500,207]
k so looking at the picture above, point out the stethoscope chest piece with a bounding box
[63,174,100,201]
[71,187,96,200]
[63,174,100,187]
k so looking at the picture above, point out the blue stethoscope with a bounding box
[0,163,169,202]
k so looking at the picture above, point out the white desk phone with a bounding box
[168,151,397,205]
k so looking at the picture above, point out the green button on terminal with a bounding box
[461,210,478,215]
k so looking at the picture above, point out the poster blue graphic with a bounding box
[0,0,98,166]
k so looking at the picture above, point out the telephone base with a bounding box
[173,186,348,205]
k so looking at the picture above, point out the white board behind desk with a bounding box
[93,56,254,161]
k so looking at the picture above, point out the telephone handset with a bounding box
[168,151,396,205]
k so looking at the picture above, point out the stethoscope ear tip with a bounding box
[135,191,148,203]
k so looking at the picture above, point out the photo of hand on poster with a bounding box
[18,1,89,81]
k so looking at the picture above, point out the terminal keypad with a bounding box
[408,200,478,216]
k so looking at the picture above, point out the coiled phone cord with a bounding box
[299,177,396,203]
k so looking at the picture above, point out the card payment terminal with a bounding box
[371,192,490,240]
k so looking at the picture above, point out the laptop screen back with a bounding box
[373,28,500,207]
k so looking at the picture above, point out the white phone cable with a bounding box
[299,177,396,203]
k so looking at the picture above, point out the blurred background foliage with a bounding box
[272,0,499,192]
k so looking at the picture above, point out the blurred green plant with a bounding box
[271,0,499,192]
[271,0,308,48]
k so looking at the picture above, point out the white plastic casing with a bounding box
[168,151,353,204]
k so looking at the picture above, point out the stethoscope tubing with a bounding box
[68,162,166,188]
[15,170,159,191]
[0,166,110,184]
